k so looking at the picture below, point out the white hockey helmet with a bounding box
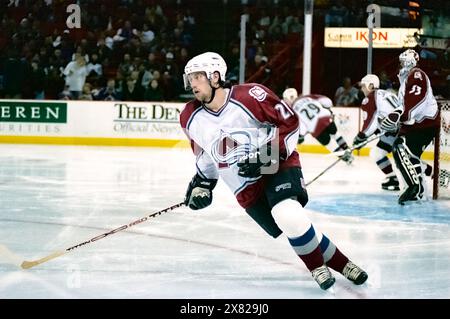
[399,49,419,70]
[282,88,298,105]
[183,52,227,90]
[360,74,380,90]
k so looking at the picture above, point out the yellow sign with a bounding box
[324,28,422,48]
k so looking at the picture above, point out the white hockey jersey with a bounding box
[360,89,401,136]
[291,94,333,137]
[180,83,301,208]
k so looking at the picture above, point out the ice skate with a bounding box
[342,261,368,285]
[381,176,400,191]
[311,265,335,290]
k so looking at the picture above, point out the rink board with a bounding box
[0,99,435,159]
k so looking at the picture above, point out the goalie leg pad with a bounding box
[393,137,425,204]
[392,136,422,187]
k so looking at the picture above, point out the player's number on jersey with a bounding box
[274,102,294,120]
[408,85,422,96]
[384,94,400,109]
[299,103,320,120]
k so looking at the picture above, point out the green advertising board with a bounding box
[0,101,67,123]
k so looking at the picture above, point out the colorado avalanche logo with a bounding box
[211,130,253,168]
[249,86,267,102]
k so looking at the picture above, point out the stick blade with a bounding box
[21,250,66,269]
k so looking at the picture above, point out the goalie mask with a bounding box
[183,52,227,91]
[399,49,419,72]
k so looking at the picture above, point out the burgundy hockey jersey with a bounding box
[398,67,439,134]
[180,83,301,208]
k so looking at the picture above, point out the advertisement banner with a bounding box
[0,101,67,123]
[0,100,437,160]
[324,27,422,48]
[0,100,185,141]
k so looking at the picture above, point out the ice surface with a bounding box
[0,144,449,298]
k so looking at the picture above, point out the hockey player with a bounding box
[180,52,367,290]
[352,74,401,190]
[282,88,353,164]
[354,74,434,191]
[380,49,439,204]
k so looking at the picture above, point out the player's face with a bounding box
[187,72,212,103]
[361,84,370,96]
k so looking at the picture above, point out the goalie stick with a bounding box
[306,132,384,186]
[20,201,185,269]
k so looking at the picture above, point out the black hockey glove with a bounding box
[184,174,218,210]
[237,144,277,178]
[339,149,354,164]
[352,132,367,150]
[298,134,305,145]
[380,110,402,132]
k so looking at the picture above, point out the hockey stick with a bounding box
[306,157,341,186]
[306,132,384,187]
[21,201,185,269]
[330,132,384,157]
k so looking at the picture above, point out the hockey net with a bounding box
[433,100,450,199]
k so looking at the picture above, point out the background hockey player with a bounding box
[353,74,401,191]
[354,74,433,191]
[181,52,368,290]
[282,88,353,164]
[380,49,439,204]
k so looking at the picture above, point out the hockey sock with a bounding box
[377,156,394,175]
[370,146,394,175]
[317,233,349,273]
[324,135,349,153]
[272,199,324,271]
[334,135,349,150]
[288,226,324,271]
